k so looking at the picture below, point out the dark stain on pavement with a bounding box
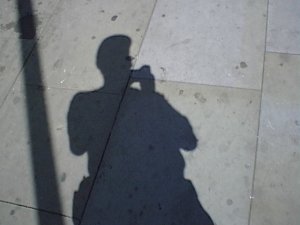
[240,61,248,68]
[60,172,67,182]
[0,21,16,31]
[0,66,6,72]
[111,15,118,21]
[194,92,207,103]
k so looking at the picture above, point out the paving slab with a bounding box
[22,0,156,93]
[0,80,121,218]
[81,75,260,225]
[0,202,76,225]
[0,0,61,106]
[266,0,300,54]
[134,0,267,90]
[250,53,300,225]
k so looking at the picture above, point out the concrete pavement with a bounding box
[0,0,299,225]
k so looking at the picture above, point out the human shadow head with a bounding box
[96,35,132,89]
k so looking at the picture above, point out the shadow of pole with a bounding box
[16,0,64,224]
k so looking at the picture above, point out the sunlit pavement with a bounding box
[0,0,299,225]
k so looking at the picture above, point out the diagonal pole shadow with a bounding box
[16,0,65,224]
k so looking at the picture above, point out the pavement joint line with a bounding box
[0,199,77,220]
[0,42,35,110]
[248,0,270,224]
[266,50,300,56]
[24,83,122,96]
[77,1,159,224]
[131,76,261,92]
[26,77,261,95]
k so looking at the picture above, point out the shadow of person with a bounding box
[68,35,214,225]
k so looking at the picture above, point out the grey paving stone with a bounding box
[134,0,267,90]
[0,0,61,105]
[0,80,121,218]
[0,202,76,225]
[23,0,156,93]
[250,53,300,225]
[266,0,300,54]
[81,76,260,225]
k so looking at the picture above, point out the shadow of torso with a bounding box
[68,81,214,225]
